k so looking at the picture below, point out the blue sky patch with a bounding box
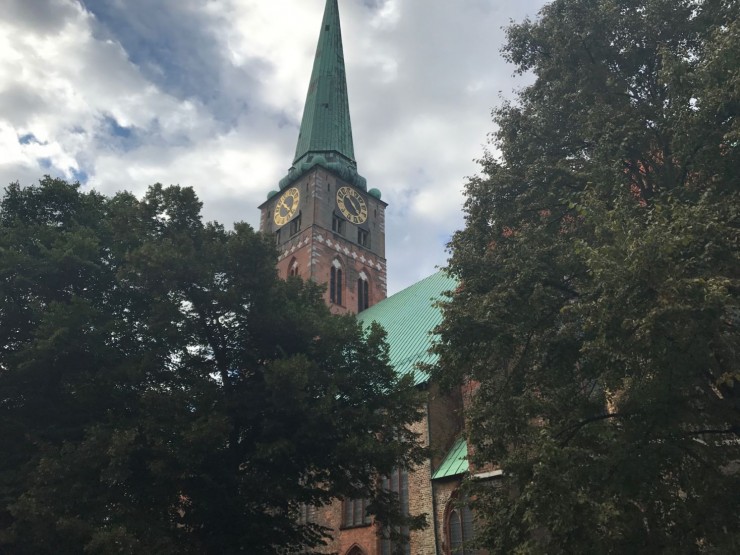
[99,115,142,151]
[105,116,132,139]
[80,0,258,124]
[18,133,40,145]
[70,167,89,184]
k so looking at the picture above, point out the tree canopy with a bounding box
[433,0,739,552]
[0,177,424,554]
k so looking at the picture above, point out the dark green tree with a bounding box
[432,0,739,552]
[0,177,424,554]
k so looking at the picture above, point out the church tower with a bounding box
[259,0,387,314]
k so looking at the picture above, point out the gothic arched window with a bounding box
[297,503,316,525]
[357,271,370,312]
[380,467,410,555]
[330,259,343,305]
[446,493,478,555]
[342,497,371,527]
[288,258,299,277]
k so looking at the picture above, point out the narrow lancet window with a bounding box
[357,271,369,312]
[330,259,343,305]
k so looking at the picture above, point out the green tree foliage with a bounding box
[432,0,739,552]
[0,177,425,554]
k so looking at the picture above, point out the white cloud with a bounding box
[0,0,548,294]
[0,0,220,186]
[370,0,401,29]
[224,0,321,116]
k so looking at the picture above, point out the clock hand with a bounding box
[348,196,360,214]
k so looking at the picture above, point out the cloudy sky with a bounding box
[0,0,549,294]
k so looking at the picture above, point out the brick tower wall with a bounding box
[259,166,387,314]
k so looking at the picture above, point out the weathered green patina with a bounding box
[357,271,458,386]
[431,436,469,480]
[280,0,367,190]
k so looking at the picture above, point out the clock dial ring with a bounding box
[273,187,300,226]
[336,186,367,225]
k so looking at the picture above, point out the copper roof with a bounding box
[357,271,457,385]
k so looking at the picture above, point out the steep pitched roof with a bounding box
[279,0,367,191]
[293,0,355,165]
[357,271,457,385]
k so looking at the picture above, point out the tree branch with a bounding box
[685,427,740,437]
[542,279,580,299]
[556,412,626,446]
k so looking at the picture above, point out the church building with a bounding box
[259,2,489,553]
[258,0,386,315]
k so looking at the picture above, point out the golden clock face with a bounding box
[336,186,367,225]
[273,187,300,226]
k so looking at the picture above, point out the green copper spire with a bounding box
[279,0,366,190]
[295,0,354,163]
